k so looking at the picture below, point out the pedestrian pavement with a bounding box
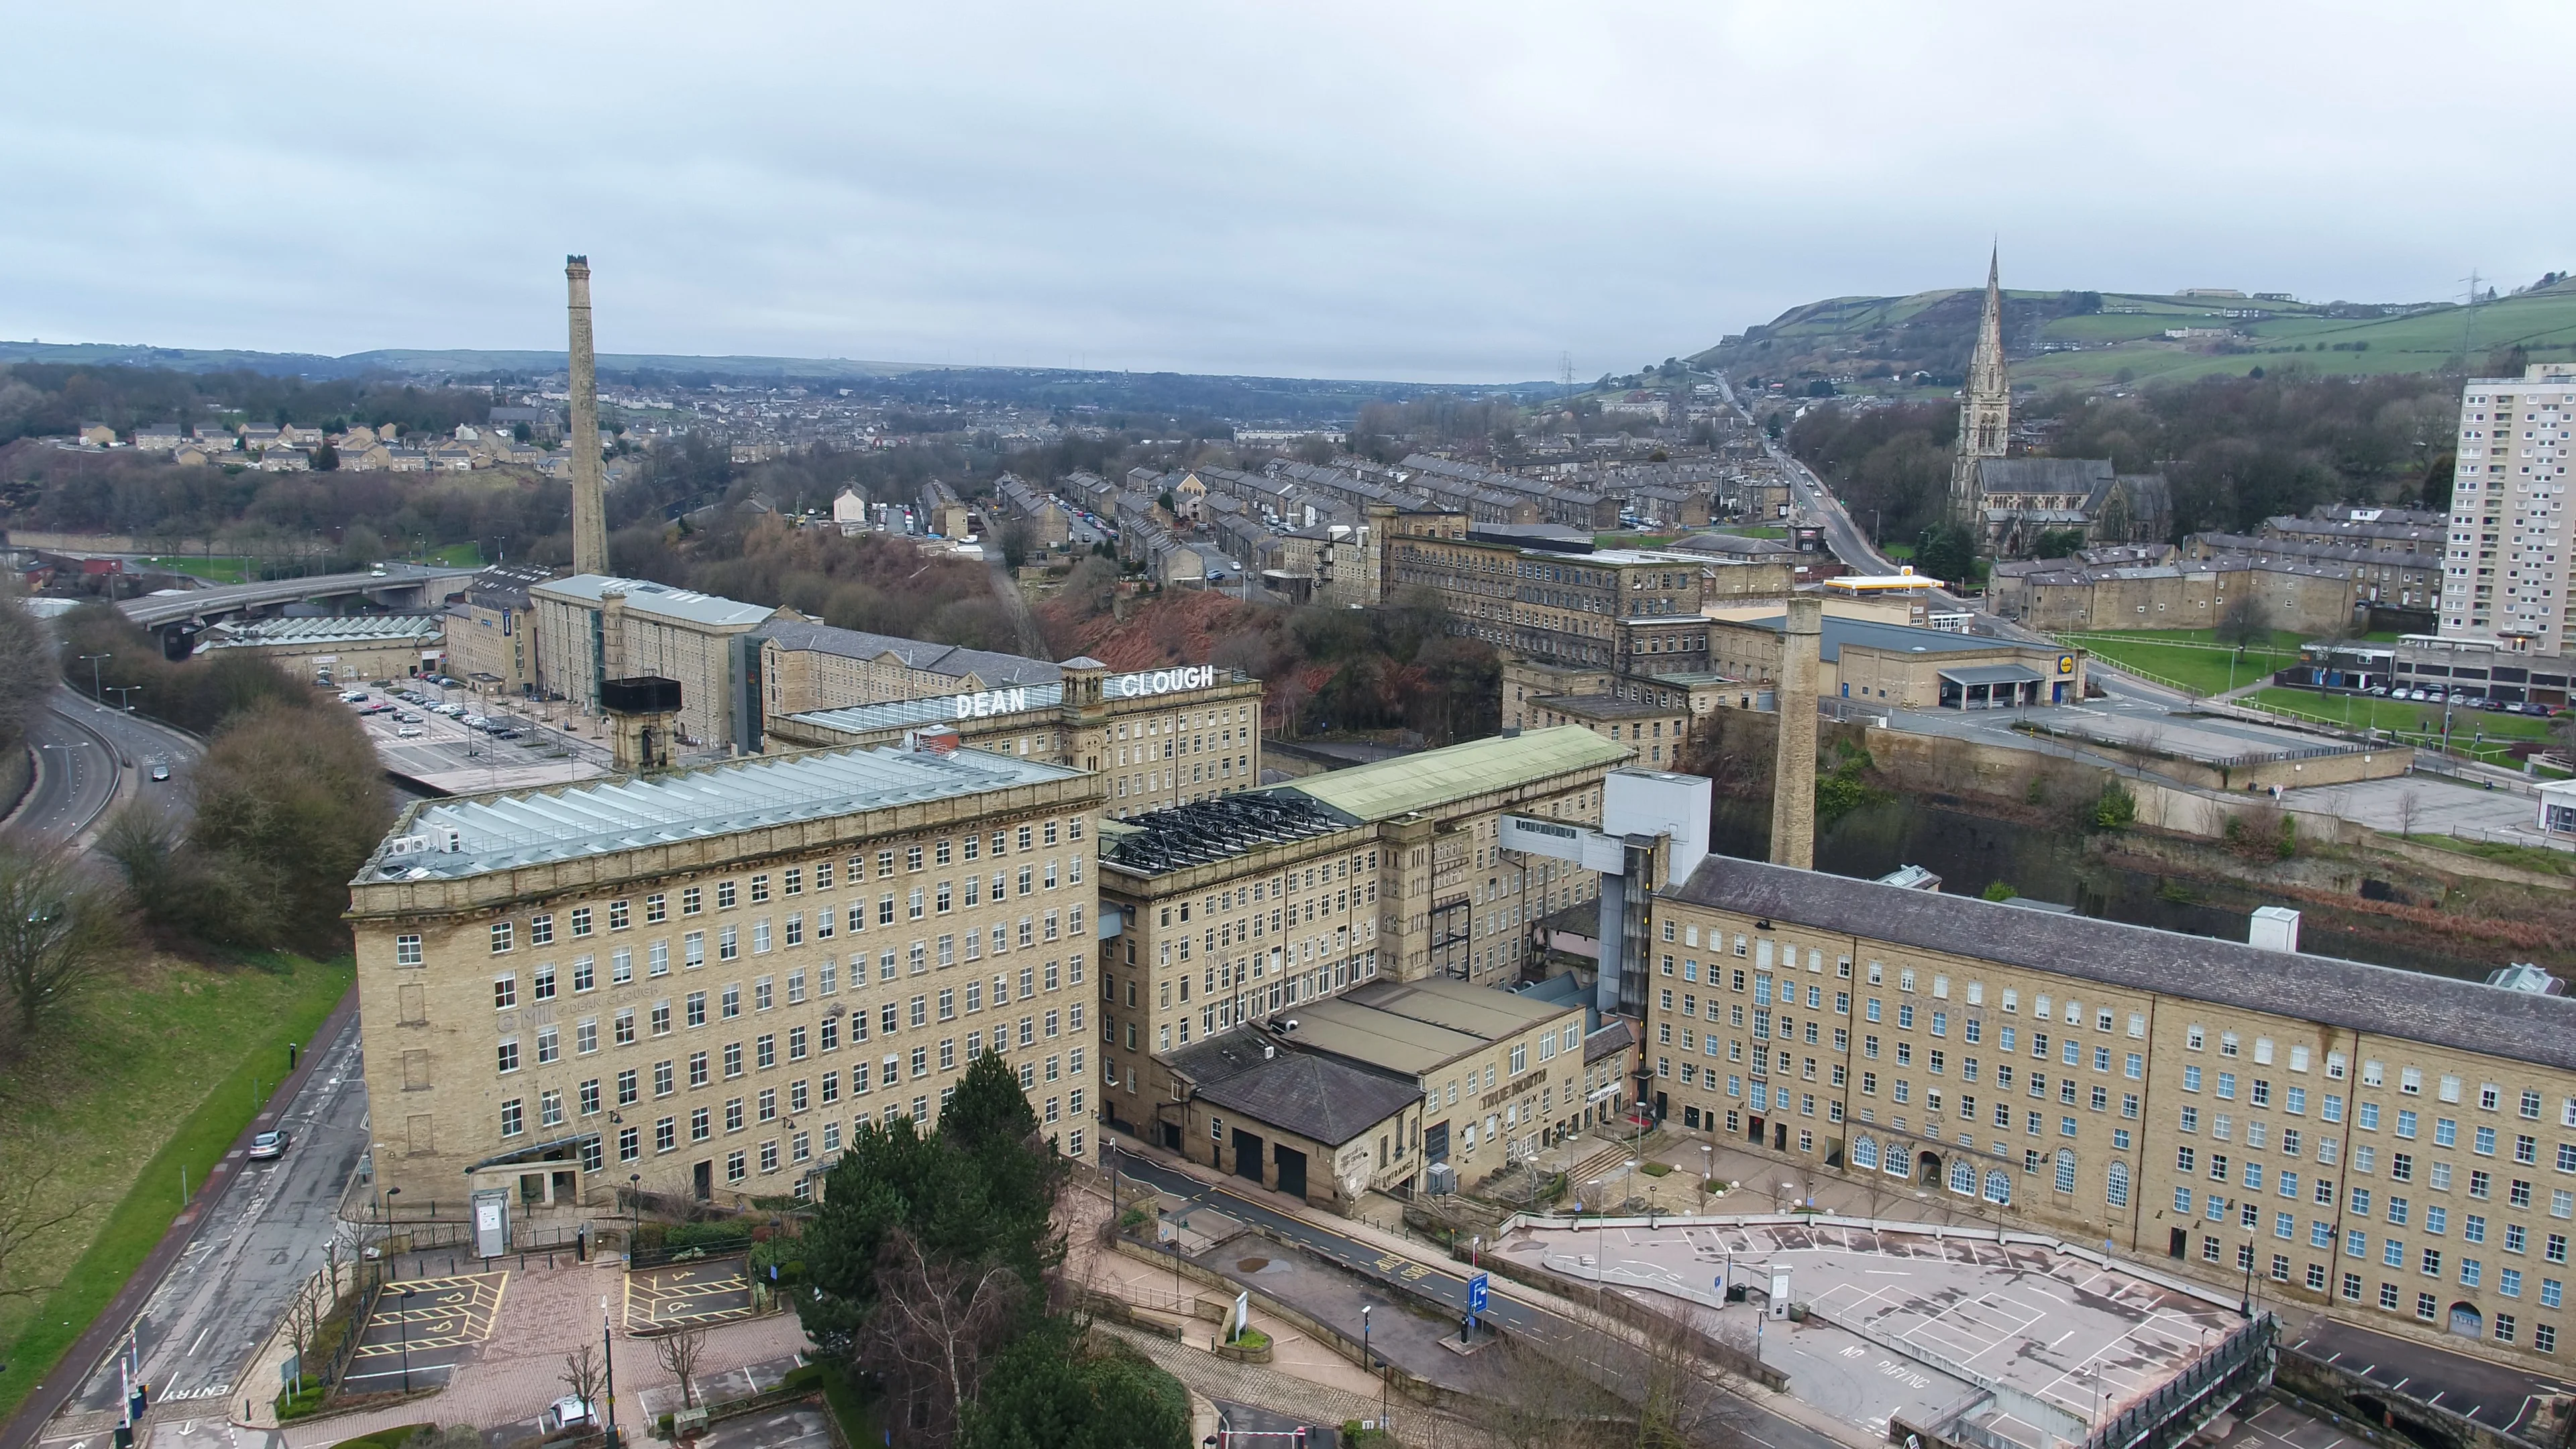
[267,1261,808,1449]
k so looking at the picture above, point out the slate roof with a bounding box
[1974,458,2116,494]
[1167,1030,1417,1147]
[1662,854,2576,1073]
[756,621,1061,688]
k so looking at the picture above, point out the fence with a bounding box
[2078,1312,2274,1449]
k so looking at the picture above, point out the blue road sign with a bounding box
[1466,1272,1489,1314]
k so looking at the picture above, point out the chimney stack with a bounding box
[566,256,608,576]
[1768,594,1823,870]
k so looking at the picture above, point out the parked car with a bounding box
[543,1398,596,1434]
[492,728,523,740]
[248,1130,290,1161]
[396,725,425,738]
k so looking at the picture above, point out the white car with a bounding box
[544,1397,596,1433]
[396,725,425,738]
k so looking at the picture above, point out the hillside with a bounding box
[1700,276,2576,394]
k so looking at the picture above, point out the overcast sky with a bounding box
[3,3,2567,384]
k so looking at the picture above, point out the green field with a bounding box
[2063,629,2305,696]
[2247,686,2557,761]
[425,541,482,568]
[138,555,256,584]
[1710,277,2576,395]
[0,953,352,1424]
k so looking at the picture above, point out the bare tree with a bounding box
[561,1343,606,1411]
[0,844,129,1042]
[653,1324,707,1409]
[2396,789,2422,841]
[282,1272,331,1394]
[863,1230,1027,1448]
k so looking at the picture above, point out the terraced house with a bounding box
[348,741,1104,1233]
[1646,854,2576,1371]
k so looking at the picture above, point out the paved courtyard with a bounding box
[1510,1219,2243,1446]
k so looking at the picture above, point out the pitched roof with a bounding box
[1973,458,2114,494]
[1662,854,2576,1073]
[1166,1031,1417,1148]
[1286,726,1632,823]
[755,621,1061,688]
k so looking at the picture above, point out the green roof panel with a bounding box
[1285,726,1632,822]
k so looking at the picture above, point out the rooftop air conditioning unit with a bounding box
[434,825,463,853]
[384,834,430,858]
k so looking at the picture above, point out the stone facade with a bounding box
[529,576,792,750]
[1095,729,1633,1163]
[347,745,1107,1226]
[1647,855,2576,1373]
[762,657,1267,820]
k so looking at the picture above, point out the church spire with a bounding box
[1948,248,2012,537]
[1968,246,2007,402]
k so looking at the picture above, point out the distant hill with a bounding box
[0,339,932,382]
[0,341,1558,425]
[1696,277,2576,394]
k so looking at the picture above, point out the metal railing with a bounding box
[2078,1312,2273,1449]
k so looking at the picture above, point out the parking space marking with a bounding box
[626,1258,756,1331]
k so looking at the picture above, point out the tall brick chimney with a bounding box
[1768,594,1823,870]
[566,256,608,576]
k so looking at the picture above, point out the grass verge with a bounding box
[2246,688,2555,759]
[2076,638,2300,696]
[2384,833,2576,877]
[0,952,352,1425]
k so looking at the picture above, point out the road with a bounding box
[46,1015,369,1430]
[8,688,205,849]
[1110,1147,1849,1449]
[2288,1316,2576,1438]
[115,564,476,629]
[979,527,1049,658]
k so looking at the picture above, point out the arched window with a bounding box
[1852,1136,1879,1171]
[1948,1159,1976,1195]
[2055,1148,2078,1195]
[1886,1145,1912,1178]
[1984,1169,2012,1206]
[2106,1161,2132,1208]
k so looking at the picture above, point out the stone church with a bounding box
[1946,252,2170,557]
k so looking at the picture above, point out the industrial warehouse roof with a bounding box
[529,574,786,629]
[361,744,1080,882]
[1286,727,1631,823]
[787,683,1067,737]
[757,621,1063,689]
[206,614,444,647]
[1722,614,2029,663]
[1663,855,2576,1074]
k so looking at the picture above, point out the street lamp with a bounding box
[78,653,109,706]
[629,1173,642,1254]
[602,1293,621,1449]
[398,1287,416,1392]
[1361,1303,1383,1429]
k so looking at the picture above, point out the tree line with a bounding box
[0,362,496,447]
